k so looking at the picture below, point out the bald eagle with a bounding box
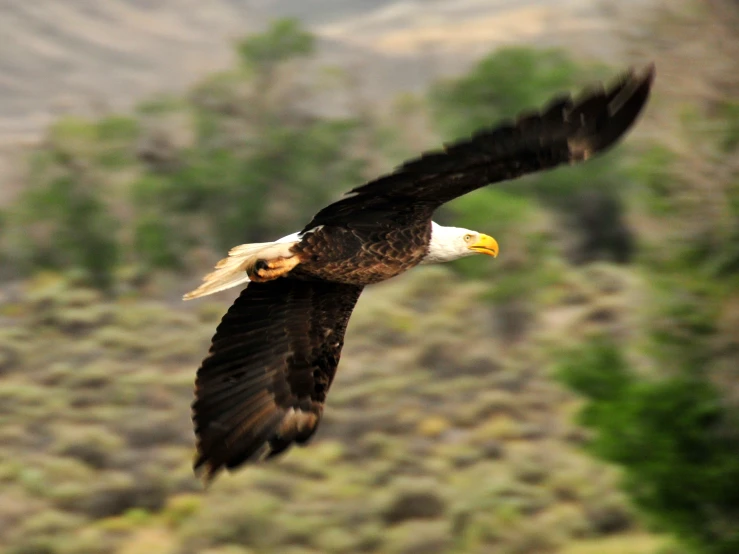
[184,64,654,481]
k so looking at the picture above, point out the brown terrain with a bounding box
[3,2,733,553]
[0,0,647,202]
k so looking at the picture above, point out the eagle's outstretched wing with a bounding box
[193,279,363,482]
[302,64,655,231]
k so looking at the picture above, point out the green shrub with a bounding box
[557,340,739,553]
[431,47,635,269]
[10,172,119,290]
[0,19,372,290]
[430,47,589,141]
[237,18,315,72]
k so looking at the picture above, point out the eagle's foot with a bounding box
[249,256,300,282]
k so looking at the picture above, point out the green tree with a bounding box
[6,119,121,290]
[1,20,368,286]
[557,3,739,552]
[430,47,635,266]
[557,337,739,554]
[237,18,314,74]
[430,47,588,141]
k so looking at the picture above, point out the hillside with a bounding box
[1,1,738,553]
[0,0,655,206]
[0,266,665,554]
[0,0,639,146]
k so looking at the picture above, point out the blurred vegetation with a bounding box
[0,267,659,554]
[431,47,634,266]
[558,340,739,554]
[555,2,739,554]
[0,1,738,553]
[0,18,368,290]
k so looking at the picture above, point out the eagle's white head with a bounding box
[422,221,499,264]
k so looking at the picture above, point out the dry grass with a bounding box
[0,261,659,553]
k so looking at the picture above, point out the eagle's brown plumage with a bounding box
[192,64,655,481]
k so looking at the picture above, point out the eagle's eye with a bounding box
[464,234,473,242]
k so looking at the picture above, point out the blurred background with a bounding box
[1,1,738,553]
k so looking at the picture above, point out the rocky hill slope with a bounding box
[0,265,664,554]
[0,0,636,147]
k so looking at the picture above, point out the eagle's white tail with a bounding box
[183,238,299,300]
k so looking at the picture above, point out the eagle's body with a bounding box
[291,223,431,285]
[186,65,655,481]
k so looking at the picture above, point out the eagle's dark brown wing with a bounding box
[302,64,655,232]
[193,278,363,482]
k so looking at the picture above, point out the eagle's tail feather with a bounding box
[183,240,299,300]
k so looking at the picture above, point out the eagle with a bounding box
[184,64,655,482]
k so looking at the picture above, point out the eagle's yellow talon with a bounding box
[248,256,300,282]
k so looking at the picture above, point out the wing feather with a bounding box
[192,278,363,482]
[302,64,655,231]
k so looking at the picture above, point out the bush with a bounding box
[430,47,589,141]
[9,168,119,290]
[237,18,315,73]
[431,47,635,269]
[557,340,739,553]
[0,20,367,290]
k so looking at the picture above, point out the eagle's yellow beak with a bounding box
[469,234,499,258]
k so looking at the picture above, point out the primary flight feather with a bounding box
[185,64,655,482]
